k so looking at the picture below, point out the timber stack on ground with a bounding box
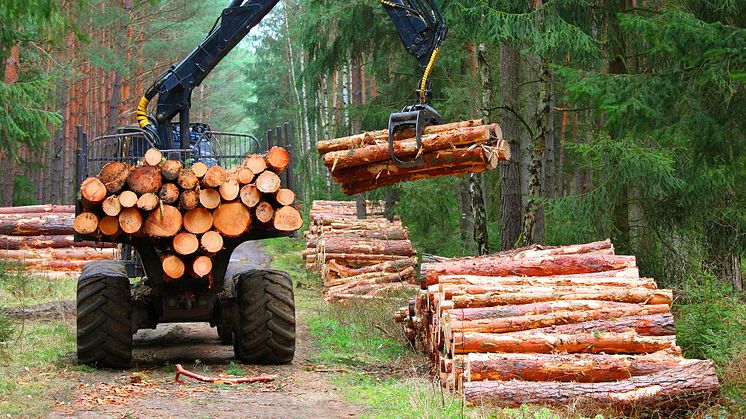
[316,120,510,195]
[73,147,303,284]
[0,205,117,277]
[394,240,720,411]
[303,200,418,302]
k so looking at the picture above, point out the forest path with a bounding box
[50,241,359,418]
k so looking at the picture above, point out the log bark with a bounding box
[159,183,180,205]
[463,361,719,409]
[199,188,221,209]
[240,185,261,208]
[256,171,281,193]
[80,178,107,204]
[326,257,418,277]
[98,215,120,236]
[0,234,115,249]
[178,168,199,190]
[191,162,208,179]
[18,259,90,271]
[255,201,274,223]
[128,166,162,195]
[435,272,653,289]
[243,155,267,174]
[101,196,122,217]
[118,208,143,234]
[307,228,408,242]
[509,313,676,337]
[143,205,182,238]
[200,230,223,254]
[191,255,212,278]
[144,148,162,166]
[0,205,75,215]
[305,253,410,263]
[179,190,199,210]
[118,190,138,208]
[0,248,117,261]
[97,162,130,194]
[161,253,185,280]
[219,179,240,201]
[202,166,228,188]
[73,212,99,235]
[450,286,672,308]
[273,206,303,231]
[318,237,415,256]
[173,232,199,256]
[161,160,182,181]
[445,300,661,322]
[275,189,295,206]
[183,208,214,234]
[213,202,250,237]
[266,146,290,173]
[136,193,159,211]
[326,267,415,293]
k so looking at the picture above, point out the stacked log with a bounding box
[316,120,510,195]
[0,205,117,277]
[303,200,418,302]
[394,240,720,410]
[73,147,303,284]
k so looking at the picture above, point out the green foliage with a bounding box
[12,173,37,206]
[0,80,61,159]
[226,361,245,376]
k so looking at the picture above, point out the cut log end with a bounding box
[213,202,250,237]
[183,207,214,235]
[191,256,212,278]
[239,185,261,208]
[161,160,183,181]
[179,190,199,211]
[255,171,281,193]
[203,166,228,188]
[81,177,107,204]
[128,165,162,195]
[98,216,120,236]
[199,188,221,210]
[159,183,180,205]
[243,155,267,174]
[98,161,130,194]
[274,206,303,231]
[177,168,199,190]
[102,195,122,217]
[118,190,138,208]
[173,232,199,256]
[191,162,208,179]
[275,189,295,206]
[254,201,274,223]
[137,193,160,211]
[219,179,240,201]
[143,205,183,238]
[266,146,290,173]
[162,254,185,280]
[144,148,163,166]
[73,212,99,235]
[118,208,143,234]
[200,230,224,254]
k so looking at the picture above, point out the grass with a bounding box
[0,260,76,307]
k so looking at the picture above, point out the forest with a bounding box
[1,0,745,412]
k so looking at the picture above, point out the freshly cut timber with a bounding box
[265,146,290,172]
[144,148,163,166]
[161,160,182,181]
[183,208,213,234]
[237,167,254,184]
[199,188,221,209]
[137,193,159,211]
[73,212,99,235]
[240,185,261,207]
[213,202,250,237]
[118,190,138,208]
[275,189,295,206]
[98,216,120,236]
[219,179,240,201]
[255,171,281,193]
[118,208,143,234]
[97,162,130,193]
[80,178,108,204]
[509,313,676,337]
[326,257,418,277]
[200,231,223,253]
[101,196,122,216]
[172,232,199,256]
[445,300,662,322]
[273,206,303,231]
[0,234,115,249]
[178,168,199,190]
[450,286,672,308]
[202,166,228,188]
[254,202,274,223]
[159,183,180,204]
[243,155,267,174]
[0,247,117,261]
[436,273,656,289]
[0,204,74,215]
[191,162,208,178]
[143,205,182,237]
[320,237,416,256]
[179,190,199,210]
[161,253,185,280]
[127,165,162,195]
[191,256,212,278]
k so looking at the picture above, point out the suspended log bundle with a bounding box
[73,147,303,285]
[316,120,510,195]
[303,200,418,302]
[394,240,719,410]
[0,205,117,276]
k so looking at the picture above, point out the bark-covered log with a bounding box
[326,267,416,294]
[0,205,74,215]
[178,168,199,190]
[97,162,130,194]
[127,165,162,195]
[213,202,250,237]
[450,286,672,308]
[183,208,213,234]
[273,206,303,231]
[305,253,411,264]
[508,313,677,337]
[179,190,199,210]
[0,234,115,249]
[0,247,118,261]
[445,300,661,322]
[318,237,416,256]
[143,205,182,238]
[308,228,409,244]
[436,272,653,289]
[326,257,418,277]
[161,160,182,181]
[159,183,180,205]
[17,259,90,271]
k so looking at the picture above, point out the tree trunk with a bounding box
[0,214,74,235]
[498,43,522,250]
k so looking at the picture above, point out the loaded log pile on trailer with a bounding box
[316,120,510,195]
[0,205,117,277]
[73,147,303,283]
[303,200,418,302]
[394,240,720,410]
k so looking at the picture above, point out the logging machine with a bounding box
[72,0,447,369]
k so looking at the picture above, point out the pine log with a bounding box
[236,167,254,185]
[200,230,223,254]
[18,259,90,271]
[305,253,410,264]
[159,183,180,205]
[438,281,657,299]
[436,272,654,289]
[265,146,290,173]
[219,179,240,201]
[80,177,107,204]
[308,228,408,245]
[202,166,228,188]
[144,148,163,166]
[101,195,122,217]
[450,286,672,308]
[326,257,418,277]
[255,171,281,193]
[73,212,99,235]
[239,185,261,208]
[179,190,199,210]
[143,205,182,238]
[161,253,185,280]
[243,155,267,174]
[326,267,416,293]
[199,188,221,209]
[273,206,303,231]
[97,162,130,193]
[446,300,661,322]
[275,189,295,206]
[173,232,199,256]
[118,190,138,208]
[161,160,182,181]
[316,119,484,154]
[0,234,115,249]
[254,201,274,223]
[191,162,208,179]
[318,237,415,256]
[127,165,162,195]
[464,352,703,383]
[0,248,117,261]
[178,168,199,190]
[0,205,74,215]
[191,255,212,278]
[136,193,159,211]
[98,215,120,236]
[462,361,719,409]
[183,208,213,234]
[118,208,143,234]
[511,313,676,337]
[213,202,250,237]
[452,331,678,355]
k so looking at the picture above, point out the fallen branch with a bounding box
[174,364,277,385]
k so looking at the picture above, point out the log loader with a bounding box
[74,0,447,368]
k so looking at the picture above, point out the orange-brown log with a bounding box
[191,162,208,179]
[275,189,295,206]
[237,167,254,184]
[97,161,130,193]
[0,247,117,261]
[199,188,221,209]
[161,160,182,181]
[191,255,212,278]
[437,280,656,299]
[177,168,199,190]
[326,257,418,277]
[213,202,250,237]
[144,148,163,166]
[307,228,408,245]
[255,171,281,193]
[200,230,223,254]
[319,237,415,256]
[239,185,261,208]
[446,300,660,322]
[450,286,672,308]
[254,201,274,223]
[452,331,678,355]
[127,165,162,195]
[0,205,74,215]
[436,272,653,290]
[243,155,267,174]
[509,313,677,337]
[172,232,199,256]
[143,205,182,238]
[273,206,303,231]
[118,190,138,208]
[265,146,290,173]
[0,234,115,249]
[219,179,240,201]
[136,193,159,211]
[179,190,199,210]
[101,195,122,217]
[118,208,143,234]
[98,216,120,236]
[304,253,410,263]
[183,208,213,234]
[161,253,185,280]
[159,183,180,205]
[80,177,107,204]
[462,361,719,409]
[73,212,99,235]
[202,166,228,188]
[326,267,416,293]
[18,259,91,271]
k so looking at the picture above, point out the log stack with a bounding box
[395,240,720,410]
[73,147,303,284]
[0,205,117,277]
[303,200,418,302]
[316,120,510,195]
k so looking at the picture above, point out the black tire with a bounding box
[217,325,233,345]
[234,269,295,364]
[76,261,132,368]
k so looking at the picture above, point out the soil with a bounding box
[49,241,361,418]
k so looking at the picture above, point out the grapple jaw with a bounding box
[388,104,445,168]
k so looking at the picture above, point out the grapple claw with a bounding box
[387,104,445,168]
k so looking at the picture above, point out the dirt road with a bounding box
[51,242,359,418]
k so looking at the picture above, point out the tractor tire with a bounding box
[76,261,132,368]
[234,269,295,364]
[217,326,233,345]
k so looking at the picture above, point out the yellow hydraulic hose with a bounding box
[419,47,439,104]
[136,95,152,129]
